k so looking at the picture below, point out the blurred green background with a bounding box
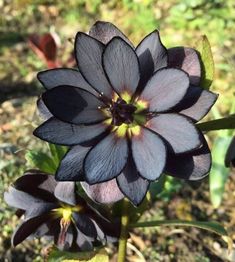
[0,0,235,261]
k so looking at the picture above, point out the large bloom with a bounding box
[34,21,218,206]
[4,170,119,251]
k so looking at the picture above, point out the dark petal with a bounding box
[139,68,189,112]
[54,182,76,206]
[136,30,167,88]
[168,47,201,86]
[56,145,90,181]
[103,37,140,96]
[117,158,150,206]
[75,32,112,97]
[42,86,106,125]
[148,113,201,154]
[172,86,218,122]
[25,202,57,219]
[131,127,166,181]
[72,213,97,240]
[165,136,211,180]
[75,228,93,251]
[12,214,50,247]
[89,21,134,47]
[84,133,128,184]
[37,97,52,121]
[225,137,235,167]
[37,68,97,96]
[34,117,107,146]
[81,179,124,204]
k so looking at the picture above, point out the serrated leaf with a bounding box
[196,35,214,90]
[210,136,231,208]
[130,219,228,237]
[25,150,57,173]
[48,248,108,262]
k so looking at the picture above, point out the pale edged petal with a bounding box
[117,157,150,206]
[89,21,134,47]
[75,228,93,251]
[42,86,106,125]
[131,127,166,181]
[84,133,128,184]
[25,202,57,219]
[165,136,211,180]
[34,117,107,146]
[139,68,189,112]
[37,97,52,121]
[54,182,76,206]
[136,30,167,88]
[103,37,140,96]
[37,68,97,95]
[81,179,124,204]
[75,32,112,97]
[168,47,201,86]
[56,145,90,181]
[172,86,218,121]
[147,113,201,154]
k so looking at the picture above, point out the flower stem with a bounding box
[117,198,130,262]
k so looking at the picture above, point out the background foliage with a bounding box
[0,0,235,261]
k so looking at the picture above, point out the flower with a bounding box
[4,170,119,251]
[225,136,235,167]
[34,21,218,206]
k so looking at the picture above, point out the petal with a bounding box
[75,228,93,251]
[117,158,150,206]
[225,137,235,167]
[103,37,140,96]
[84,133,128,184]
[139,68,189,112]
[72,213,97,240]
[37,68,97,95]
[25,202,57,219]
[34,117,107,146]
[37,97,52,121]
[81,179,124,204]
[148,113,201,153]
[56,145,90,181]
[54,182,76,205]
[42,86,106,125]
[89,21,134,47]
[136,30,167,88]
[165,136,211,180]
[12,214,50,247]
[172,86,218,122]
[131,127,166,181]
[168,47,201,86]
[75,32,112,97]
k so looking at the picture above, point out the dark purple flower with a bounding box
[225,136,235,167]
[4,170,119,251]
[34,21,218,206]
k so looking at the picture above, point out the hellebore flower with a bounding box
[225,136,235,167]
[4,170,119,250]
[34,21,218,206]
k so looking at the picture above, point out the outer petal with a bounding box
[136,30,167,88]
[84,133,128,184]
[75,32,112,97]
[165,136,211,180]
[172,86,218,122]
[103,37,140,96]
[37,68,97,96]
[131,127,166,181]
[168,47,201,86]
[34,117,107,146]
[56,145,90,181]
[37,97,52,121]
[81,179,124,204]
[225,136,235,167]
[117,157,150,206]
[139,68,189,112]
[89,21,134,47]
[42,86,106,125]
[147,113,201,153]
[75,228,93,251]
[54,182,76,206]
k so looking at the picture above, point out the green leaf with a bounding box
[130,219,228,236]
[210,136,231,208]
[48,248,109,262]
[48,143,68,166]
[197,114,235,131]
[196,35,214,89]
[25,150,57,173]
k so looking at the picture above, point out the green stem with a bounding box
[117,198,130,262]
